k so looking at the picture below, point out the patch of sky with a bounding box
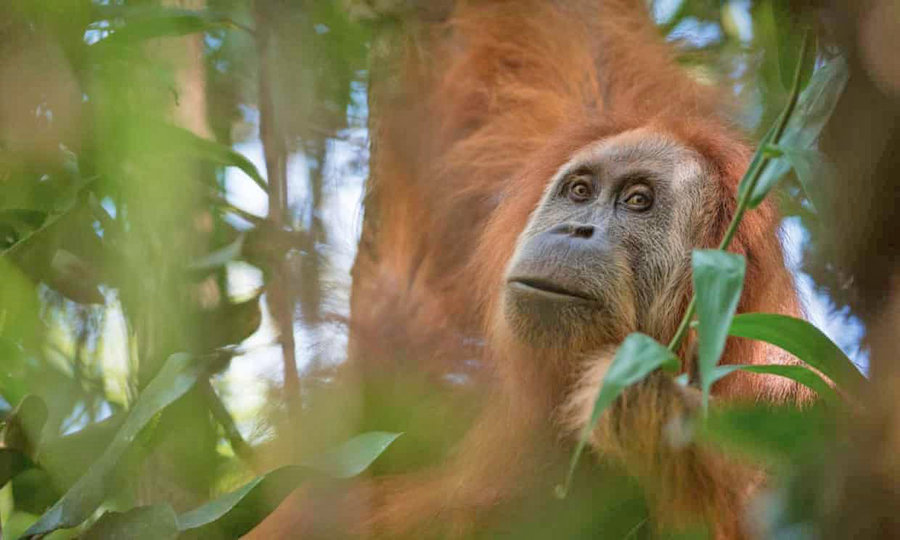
[780,217,868,374]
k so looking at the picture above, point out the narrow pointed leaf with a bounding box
[165,125,267,191]
[82,504,179,540]
[188,235,245,273]
[711,364,838,402]
[728,313,865,393]
[0,448,33,488]
[177,432,401,537]
[693,250,746,408]
[559,333,678,497]
[93,9,245,45]
[23,353,204,538]
[700,404,830,464]
[749,56,849,208]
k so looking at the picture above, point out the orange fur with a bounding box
[249,1,810,538]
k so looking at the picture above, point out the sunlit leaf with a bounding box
[0,258,42,348]
[177,432,402,537]
[303,431,403,478]
[23,353,205,538]
[728,313,865,394]
[82,504,179,540]
[93,8,246,45]
[693,250,745,411]
[711,364,838,402]
[559,333,679,497]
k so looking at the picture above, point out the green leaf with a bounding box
[177,432,401,537]
[93,8,245,45]
[693,250,746,410]
[188,235,245,273]
[558,333,678,498]
[1,395,48,458]
[23,353,205,538]
[728,313,865,394]
[38,413,125,493]
[82,504,179,540]
[0,448,33,488]
[0,210,46,242]
[3,205,107,306]
[11,468,60,515]
[710,364,838,403]
[165,125,267,192]
[302,431,403,478]
[0,257,42,348]
[700,404,830,464]
[750,56,849,208]
[779,147,834,215]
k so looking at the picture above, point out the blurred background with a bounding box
[0,0,875,537]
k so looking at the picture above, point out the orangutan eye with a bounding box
[567,178,594,203]
[622,186,654,211]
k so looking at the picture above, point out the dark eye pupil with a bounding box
[625,191,651,209]
[570,182,590,199]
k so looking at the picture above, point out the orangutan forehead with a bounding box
[554,128,706,189]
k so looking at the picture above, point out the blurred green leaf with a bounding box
[711,364,838,402]
[1,395,48,458]
[750,56,849,208]
[164,124,267,192]
[47,249,105,304]
[700,404,829,465]
[189,235,245,273]
[38,413,125,493]
[3,205,107,305]
[199,293,263,351]
[728,313,865,394]
[0,339,32,417]
[692,250,745,410]
[560,333,679,497]
[12,468,60,515]
[23,353,205,538]
[777,147,834,215]
[0,210,46,247]
[177,432,402,537]
[303,431,403,478]
[93,8,247,45]
[0,258,42,347]
[0,448,33,488]
[82,504,179,540]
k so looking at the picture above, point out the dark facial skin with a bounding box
[503,129,711,349]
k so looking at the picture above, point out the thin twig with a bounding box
[254,0,301,405]
[200,379,257,467]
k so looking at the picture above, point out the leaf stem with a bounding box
[667,31,810,354]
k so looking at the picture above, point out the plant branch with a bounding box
[667,31,811,354]
[254,0,301,405]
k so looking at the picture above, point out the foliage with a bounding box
[0,0,862,538]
